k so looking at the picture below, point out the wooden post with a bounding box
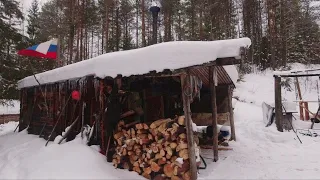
[295,77,305,120]
[304,102,310,120]
[274,76,283,132]
[18,90,23,132]
[209,66,219,162]
[160,95,165,118]
[228,86,236,141]
[115,75,122,90]
[299,102,304,120]
[143,89,148,122]
[180,73,197,180]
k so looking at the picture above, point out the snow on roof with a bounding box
[18,38,251,89]
[274,68,320,76]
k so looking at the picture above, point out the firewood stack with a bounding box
[112,116,194,180]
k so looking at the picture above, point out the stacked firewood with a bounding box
[112,116,192,180]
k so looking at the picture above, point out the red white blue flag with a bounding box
[18,39,58,60]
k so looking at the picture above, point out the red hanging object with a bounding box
[72,90,81,101]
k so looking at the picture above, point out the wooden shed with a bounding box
[17,38,251,180]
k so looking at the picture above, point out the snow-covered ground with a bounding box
[1,63,320,179]
[0,125,143,179]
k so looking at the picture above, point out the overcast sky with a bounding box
[21,0,47,14]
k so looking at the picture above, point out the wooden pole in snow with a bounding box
[295,77,304,120]
[274,76,283,132]
[228,86,236,141]
[209,66,219,162]
[180,73,197,180]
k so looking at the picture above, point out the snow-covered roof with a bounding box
[274,68,320,77]
[18,38,251,89]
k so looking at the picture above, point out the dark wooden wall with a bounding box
[19,75,233,143]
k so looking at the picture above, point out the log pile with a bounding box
[112,116,194,180]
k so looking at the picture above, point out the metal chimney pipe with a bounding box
[149,5,160,45]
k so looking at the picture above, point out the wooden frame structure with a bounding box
[274,71,320,132]
[18,39,250,180]
[19,65,239,180]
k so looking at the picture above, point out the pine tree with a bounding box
[27,0,40,43]
[0,0,26,99]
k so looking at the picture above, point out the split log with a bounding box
[151,162,161,172]
[147,151,155,159]
[182,171,191,180]
[154,174,166,180]
[178,149,189,160]
[171,175,182,180]
[176,141,187,152]
[114,132,123,139]
[152,146,159,153]
[135,123,144,130]
[170,142,177,149]
[144,167,152,174]
[177,116,185,126]
[173,166,179,176]
[133,166,142,174]
[112,118,196,180]
[178,133,186,139]
[148,133,153,140]
[150,119,170,129]
[133,161,139,167]
[166,153,172,160]
[166,146,173,156]
[155,153,163,159]
[158,157,167,165]
[160,149,166,157]
[142,172,151,179]
[164,164,175,178]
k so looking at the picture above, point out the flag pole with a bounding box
[56,37,61,67]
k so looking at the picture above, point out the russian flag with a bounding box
[18,39,58,60]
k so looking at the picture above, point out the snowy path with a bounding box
[0,125,143,179]
[198,102,320,179]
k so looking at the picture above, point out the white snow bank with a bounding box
[0,121,18,136]
[234,63,320,114]
[0,131,144,179]
[18,38,251,89]
[0,100,20,115]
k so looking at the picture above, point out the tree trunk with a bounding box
[267,0,277,69]
[141,0,146,47]
[280,0,287,67]
[116,7,120,51]
[68,0,75,64]
[136,0,139,48]
[105,0,110,53]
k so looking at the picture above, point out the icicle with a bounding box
[79,77,85,96]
